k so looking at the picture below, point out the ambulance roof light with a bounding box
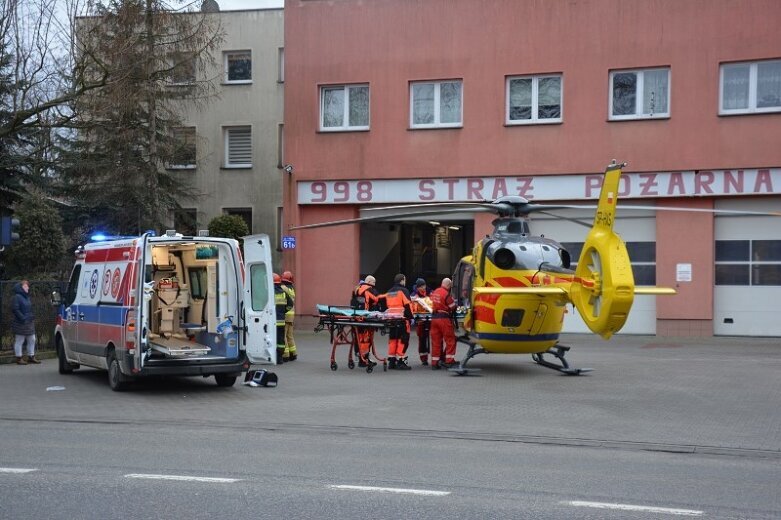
[198,229,209,237]
[165,229,176,237]
[91,233,108,241]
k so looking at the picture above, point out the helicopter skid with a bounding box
[448,366,482,376]
[532,345,592,376]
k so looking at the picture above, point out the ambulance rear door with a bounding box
[241,234,276,364]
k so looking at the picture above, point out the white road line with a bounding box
[330,484,450,496]
[124,473,240,483]
[0,468,38,474]
[565,500,704,516]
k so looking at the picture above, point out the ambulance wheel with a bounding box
[107,351,129,392]
[214,374,237,387]
[330,362,338,371]
[348,360,355,370]
[57,337,76,374]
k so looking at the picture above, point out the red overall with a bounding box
[355,283,379,360]
[429,286,457,365]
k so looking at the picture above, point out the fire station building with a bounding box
[281,0,781,337]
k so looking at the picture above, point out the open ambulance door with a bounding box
[134,233,151,371]
[242,234,277,364]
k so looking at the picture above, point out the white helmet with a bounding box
[365,275,376,286]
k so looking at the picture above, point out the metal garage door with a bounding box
[531,207,658,334]
[714,198,781,336]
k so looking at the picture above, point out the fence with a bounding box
[0,280,64,353]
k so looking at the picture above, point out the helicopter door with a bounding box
[241,234,276,364]
[529,303,549,335]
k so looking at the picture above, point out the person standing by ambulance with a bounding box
[280,271,298,361]
[410,278,431,366]
[273,273,293,364]
[429,277,458,370]
[353,275,380,367]
[384,273,413,370]
[11,280,39,365]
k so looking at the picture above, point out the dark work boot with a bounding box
[387,357,397,370]
[288,353,298,362]
[276,348,286,364]
[396,358,411,371]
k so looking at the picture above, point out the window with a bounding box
[224,51,251,83]
[320,84,369,131]
[609,68,670,120]
[410,80,463,128]
[168,127,196,169]
[562,241,657,285]
[720,59,781,115]
[225,207,252,233]
[169,53,195,85]
[506,74,562,124]
[278,47,284,83]
[224,126,252,168]
[173,208,197,236]
[716,239,781,285]
[250,263,270,311]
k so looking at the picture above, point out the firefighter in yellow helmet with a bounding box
[273,273,293,364]
[281,271,297,361]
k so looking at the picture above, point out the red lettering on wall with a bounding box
[515,177,534,198]
[694,171,715,194]
[467,178,485,200]
[667,172,685,195]
[754,169,773,193]
[585,175,602,198]
[492,178,508,199]
[443,179,459,200]
[418,180,435,201]
[723,170,744,194]
[639,173,658,196]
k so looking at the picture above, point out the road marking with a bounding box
[0,468,38,474]
[565,501,703,516]
[330,484,450,496]
[124,473,240,483]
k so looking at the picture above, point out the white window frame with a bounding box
[719,59,781,115]
[409,80,464,129]
[167,126,197,170]
[223,50,252,84]
[505,74,563,125]
[223,125,252,169]
[319,84,370,132]
[608,67,671,120]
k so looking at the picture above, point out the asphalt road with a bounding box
[1,332,779,519]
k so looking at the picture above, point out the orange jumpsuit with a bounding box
[430,285,457,365]
[355,283,380,361]
[384,284,413,360]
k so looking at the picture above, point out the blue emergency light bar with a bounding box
[90,234,137,242]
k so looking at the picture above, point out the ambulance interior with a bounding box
[145,241,240,360]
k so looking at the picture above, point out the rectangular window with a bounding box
[410,80,463,128]
[276,206,283,252]
[320,84,370,131]
[716,239,781,285]
[173,208,197,236]
[170,53,195,85]
[250,263,270,311]
[506,74,562,124]
[609,68,670,120]
[224,50,251,83]
[168,127,196,169]
[278,47,284,83]
[720,59,781,115]
[224,207,252,234]
[224,126,252,168]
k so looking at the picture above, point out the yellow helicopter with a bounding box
[295,161,678,375]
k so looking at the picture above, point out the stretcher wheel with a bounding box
[383,362,387,372]
[367,365,373,374]
[330,362,338,371]
[348,360,355,370]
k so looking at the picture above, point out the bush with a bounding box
[207,214,249,242]
[3,193,66,280]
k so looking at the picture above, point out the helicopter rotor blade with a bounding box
[290,206,500,230]
[535,211,593,229]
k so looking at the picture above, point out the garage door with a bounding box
[531,207,658,334]
[714,198,781,336]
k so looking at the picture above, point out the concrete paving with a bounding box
[1,332,779,457]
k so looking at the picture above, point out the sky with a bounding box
[214,0,284,9]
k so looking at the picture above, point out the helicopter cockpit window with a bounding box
[452,260,474,309]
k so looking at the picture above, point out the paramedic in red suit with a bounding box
[384,273,413,370]
[354,275,380,367]
[411,278,431,366]
[429,277,458,370]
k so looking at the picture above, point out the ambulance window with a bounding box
[66,265,81,306]
[249,263,270,311]
[188,267,207,299]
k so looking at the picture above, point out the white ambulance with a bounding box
[52,231,277,390]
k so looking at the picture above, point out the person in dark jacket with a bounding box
[11,280,39,365]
